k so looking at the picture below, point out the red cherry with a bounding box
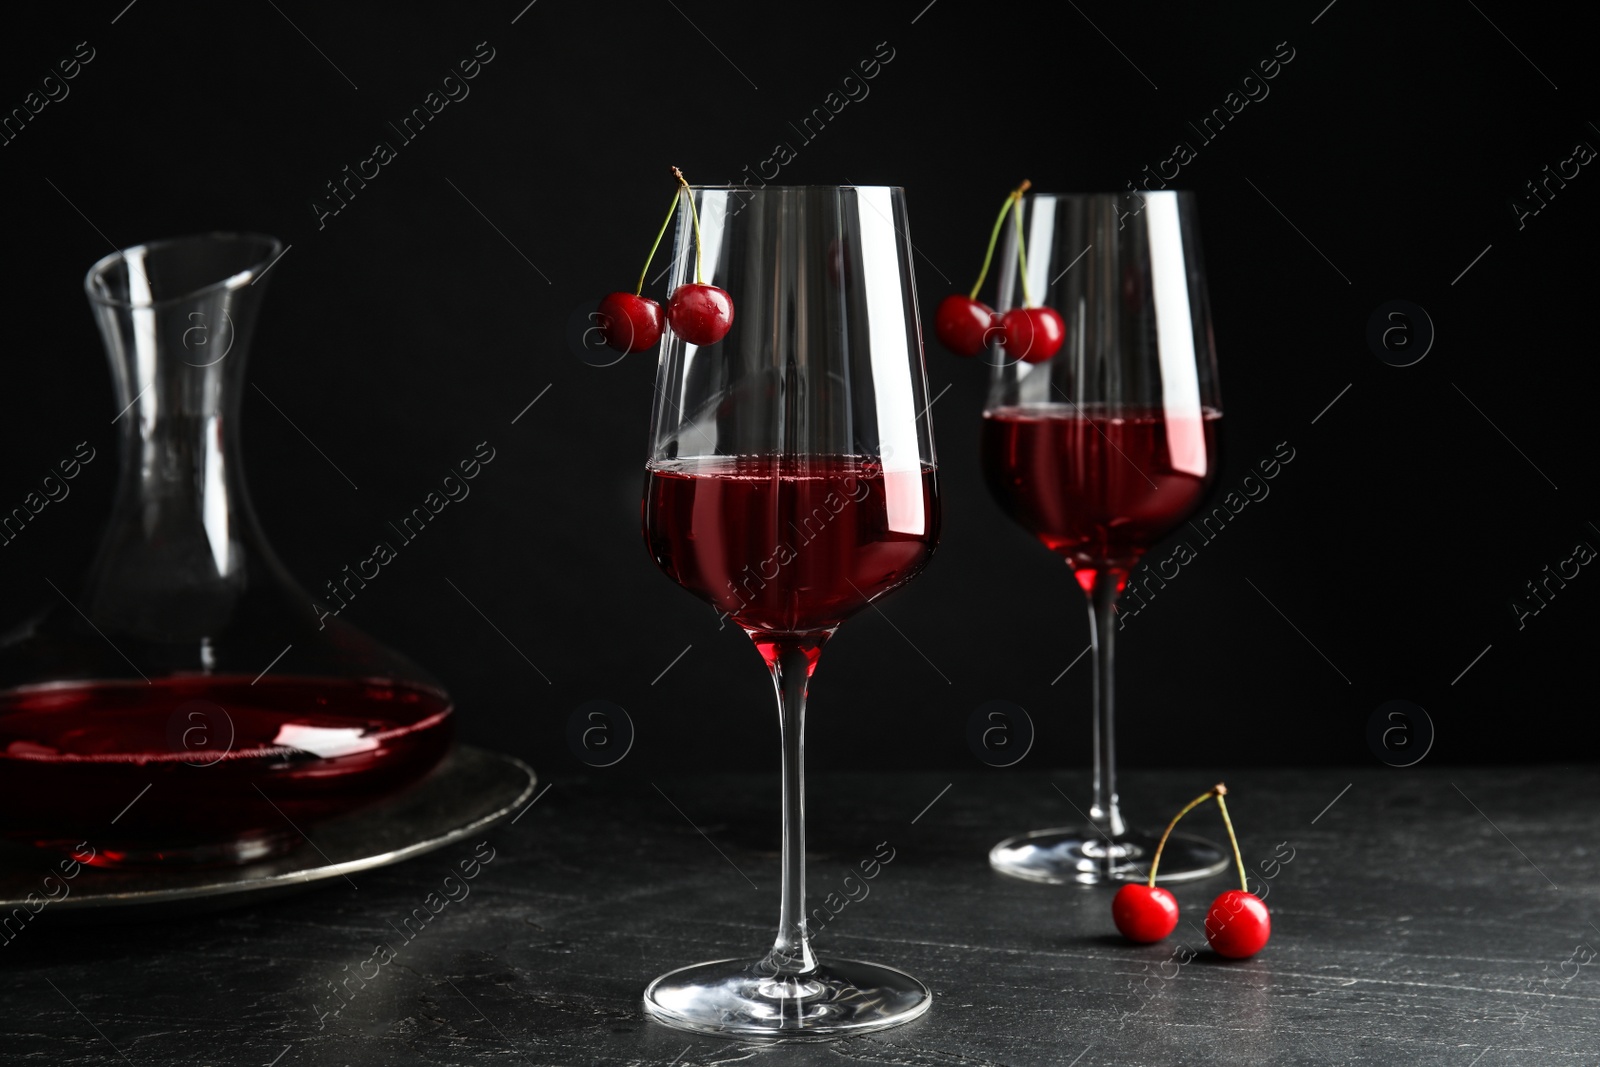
[596,291,663,354]
[1000,306,1066,363]
[1204,890,1271,958]
[668,283,734,346]
[934,294,997,357]
[1111,884,1180,943]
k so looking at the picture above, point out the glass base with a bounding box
[989,826,1228,886]
[643,957,931,1037]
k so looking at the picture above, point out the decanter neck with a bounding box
[83,237,278,636]
[102,290,260,556]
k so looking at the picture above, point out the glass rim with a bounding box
[685,184,905,193]
[1016,189,1199,199]
[85,231,285,310]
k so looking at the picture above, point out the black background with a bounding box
[1,0,1594,780]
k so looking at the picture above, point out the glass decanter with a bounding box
[0,233,453,867]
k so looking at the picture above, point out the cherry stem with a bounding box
[1215,792,1249,893]
[674,166,706,286]
[967,179,1031,302]
[1011,184,1035,308]
[1146,783,1223,887]
[635,181,683,296]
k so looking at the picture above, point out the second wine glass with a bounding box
[641,185,940,1035]
[981,190,1228,885]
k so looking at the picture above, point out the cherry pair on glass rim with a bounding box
[934,180,1065,362]
[1112,785,1271,959]
[597,167,733,353]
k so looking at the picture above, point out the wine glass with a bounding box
[641,185,940,1035]
[981,190,1228,885]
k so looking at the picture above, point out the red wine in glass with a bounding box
[645,455,938,640]
[639,185,940,1036]
[981,190,1227,886]
[982,404,1221,586]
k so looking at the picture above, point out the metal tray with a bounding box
[0,744,536,919]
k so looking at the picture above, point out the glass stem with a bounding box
[758,640,820,978]
[1087,568,1126,840]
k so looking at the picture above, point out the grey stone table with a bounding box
[2,766,1595,1066]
